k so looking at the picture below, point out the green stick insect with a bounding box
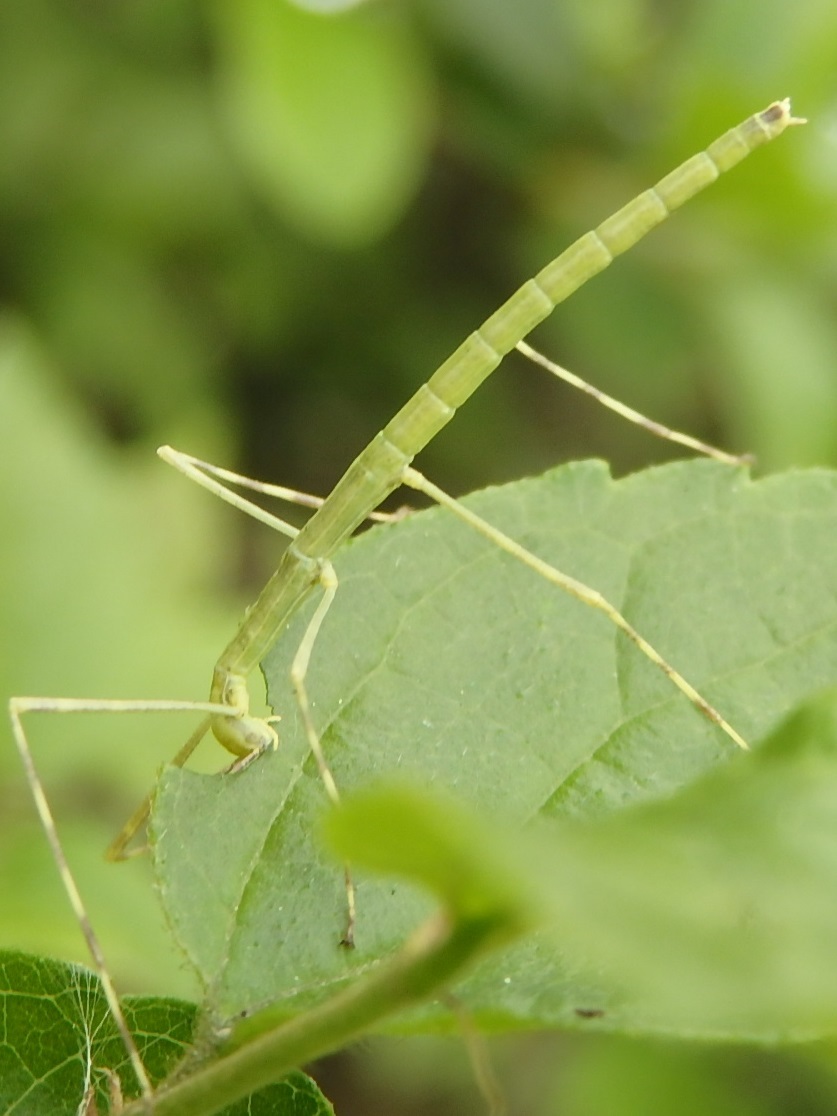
[9,99,803,1102]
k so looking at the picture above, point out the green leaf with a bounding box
[153,460,837,1034]
[211,0,433,244]
[0,951,193,1113]
[0,951,333,1115]
[225,1075,334,1116]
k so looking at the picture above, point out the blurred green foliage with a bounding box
[1,0,836,1112]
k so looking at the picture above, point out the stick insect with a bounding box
[9,99,803,1104]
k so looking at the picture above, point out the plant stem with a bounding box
[120,911,507,1116]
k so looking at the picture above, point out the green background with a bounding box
[2,0,836,1111]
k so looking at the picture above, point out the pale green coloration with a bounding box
[8,100,803,1107]
[206,99,800,760]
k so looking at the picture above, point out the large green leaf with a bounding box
[153,459,837,1033]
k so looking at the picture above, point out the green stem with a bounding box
[120,911,506,1116]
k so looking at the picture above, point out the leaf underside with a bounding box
[153,458,837,1038]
